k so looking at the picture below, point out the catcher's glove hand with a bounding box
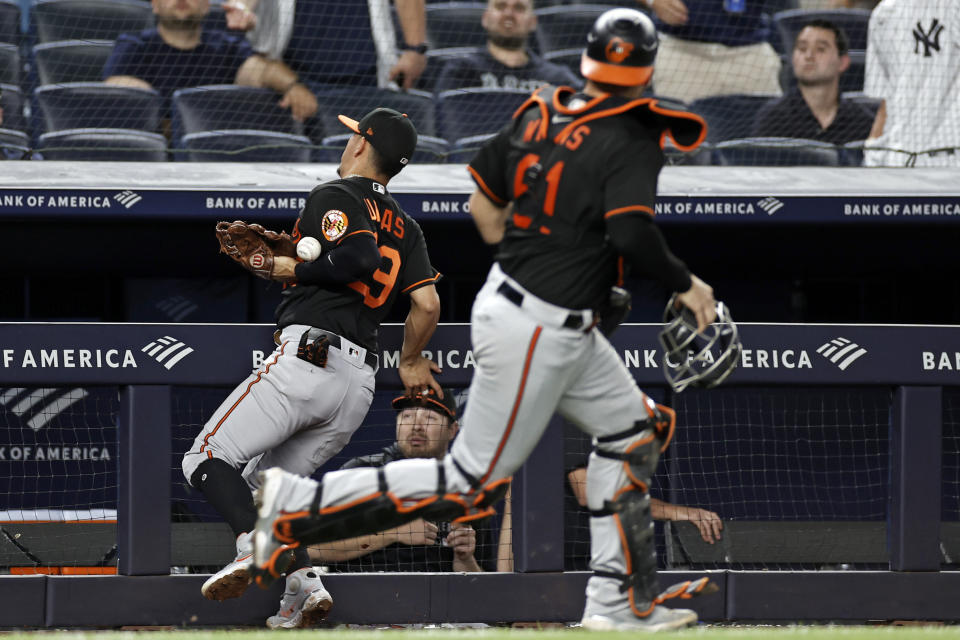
[215,220,297,280]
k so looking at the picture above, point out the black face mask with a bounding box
[488,33,527,50]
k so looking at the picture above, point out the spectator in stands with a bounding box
[434,0,579,93]
[236,0,428,90]
[863,0,960,167]
[751,20,873,144]
[103,0,318,122]
[308,388,498,573]
[647,0,781,103]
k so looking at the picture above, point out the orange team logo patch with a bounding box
[605,37,634,63]
[321,209,349,241]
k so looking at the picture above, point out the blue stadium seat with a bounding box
[36,127,166,160]
[33,40,113,84]
[316,133,448,164]
[0,41,18,85]
[772,8,871,54]
[780,50,865,94]
[445,133,494,163]
[534,4,613,53]
[841,90,881,119]
[425,2,487,51]
[0,82,25,130]
[543,48,581,79]
[171,85,304,145]
[712,137,839,166]
[314,86,437,138]
[0,0,19,44]
[33,82,161,133]
[0,126,29,158]
[418,46,482,93]
[689,93,779,143]
[32,0,153,42]
[436,87,528,142]
[178,130,312,162]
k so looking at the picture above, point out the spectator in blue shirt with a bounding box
[646,0,781,102]
[434,0,579,94]
[751,20,873,144]
[103,0,318,122]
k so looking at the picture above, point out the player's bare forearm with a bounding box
[469,190,509,244]
[869,100,886,139]
[399,284,442,396]
[307,530,400,562]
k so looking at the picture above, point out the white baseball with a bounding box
[296,236,322,261]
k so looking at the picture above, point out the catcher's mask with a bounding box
[658,294,741,393]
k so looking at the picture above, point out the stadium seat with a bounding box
[839,139,865,167]
[178,130,312,162]
[316,133,448,164]
[534,4,613,53]
[436,87,528,142]
[0,126,29,158]
[425,2,487,51]
[772,8,871,54]
[171,85,305,145]
[711,137,839,166]
[0,41,18,85]
[33,82,161,133]
[314,86,437,138]
[543,48,581,79]
[841,90,881,119]
[33,40,114,84]
[0,82,25,130]
[36,127,167,160]
[664,140,712,166]
[445,133,494,163]
[0,0,19,44]
[689,93,779,143]
[32,0,153,42]
[780,50,865,94]
[418,46,482,93]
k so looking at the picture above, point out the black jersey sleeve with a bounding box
[467,123,513,206]
[296,185,378,253]
[397,216,441,294]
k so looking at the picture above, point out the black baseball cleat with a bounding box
[251,468,298,589]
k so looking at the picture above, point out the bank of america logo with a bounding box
[817,337,867,370]
[141,336,194,369]
[0,387,88,431]
[114,190,142,208]
[757,197,784,215]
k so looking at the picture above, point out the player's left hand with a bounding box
[398,355,443,398]
[279,84,319,122]
[389,51,427,90]
[446,523,476,560]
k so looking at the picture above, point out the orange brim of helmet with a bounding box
[338,114,362,134]
[581,53,653,87]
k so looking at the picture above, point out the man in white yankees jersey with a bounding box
[181,107,444,628]
[247,9,734,632]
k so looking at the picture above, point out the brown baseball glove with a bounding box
[215,220,297,280]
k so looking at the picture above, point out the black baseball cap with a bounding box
[338,107,418,174]
[392,387,457,421]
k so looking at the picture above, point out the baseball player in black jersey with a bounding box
[181,108,443,628]
[247,9,730,631]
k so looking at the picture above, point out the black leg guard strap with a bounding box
[591,489,659,606]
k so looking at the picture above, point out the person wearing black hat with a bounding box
[308,388,497,573]
[181,106,444,628]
